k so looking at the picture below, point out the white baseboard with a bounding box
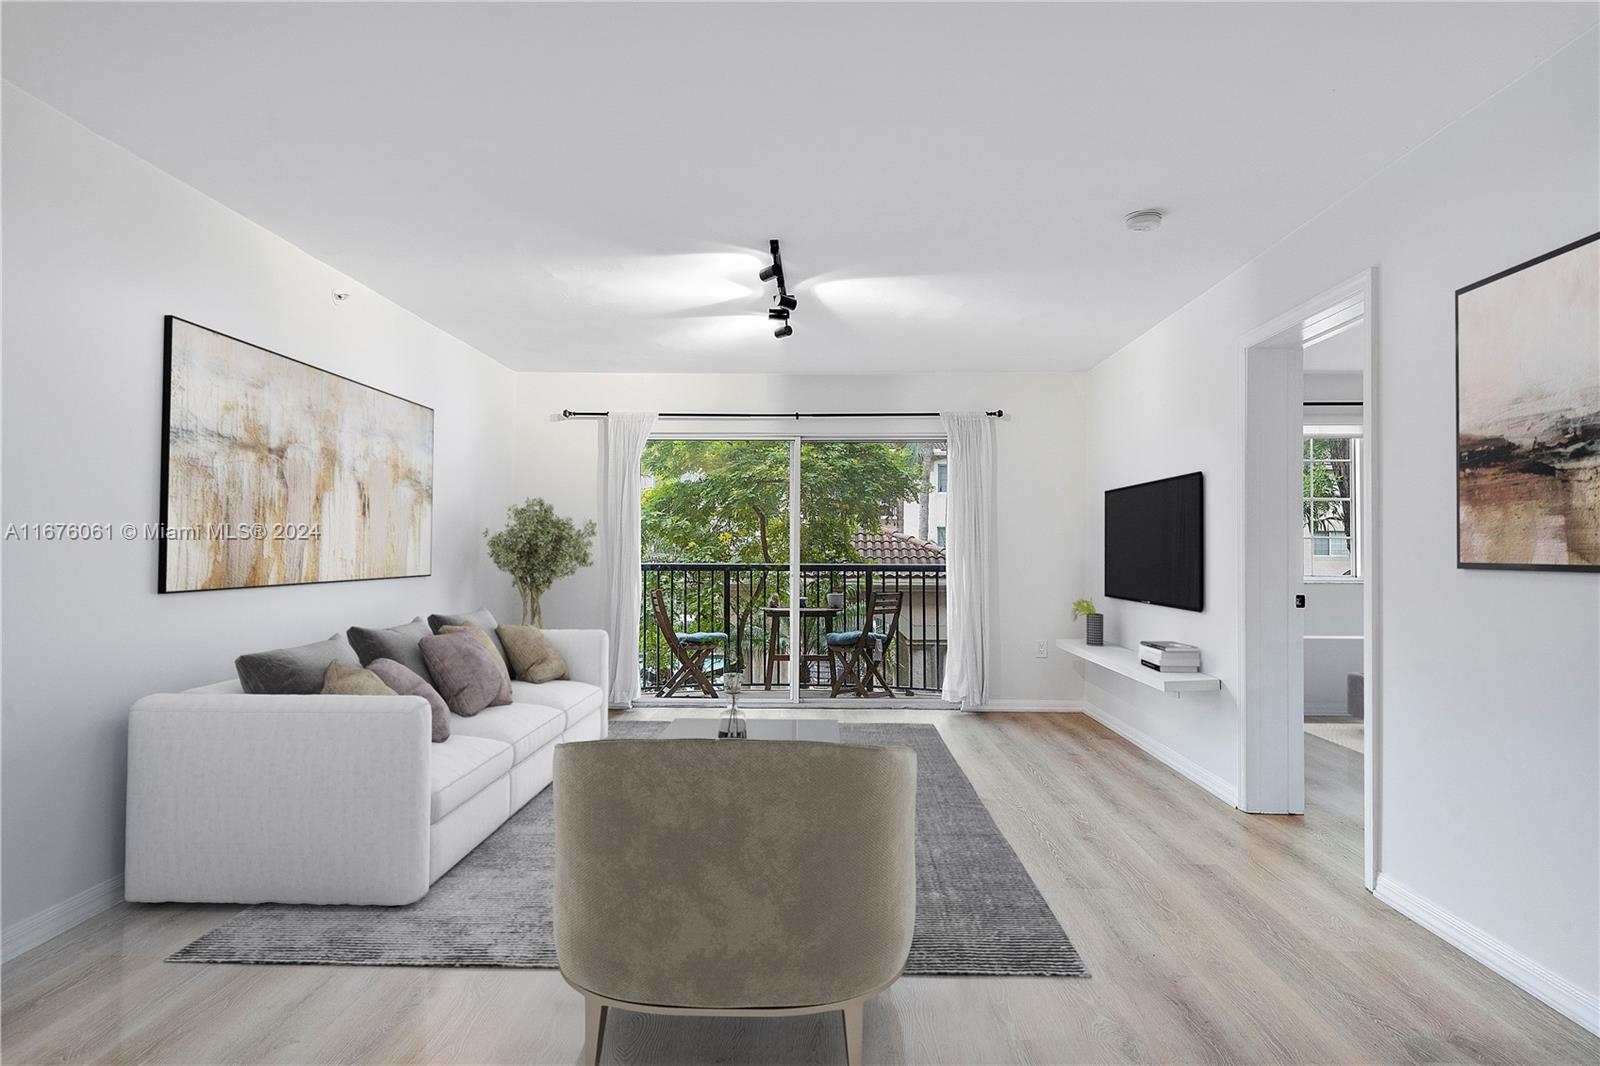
[966,699,1086,713]
[2,874,124,964]
[1374,873,1599,1036]
[1077,700,1239,807]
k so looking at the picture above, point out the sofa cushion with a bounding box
[420,631,512,716]
[428,735,513,823]
[509,680,604,729]
[347,618,434,684]
[367,658,451,743]
[498,624,569,683]
[448,701,566,765]
[428,609,510,669]
[236,633,361,695]
[320,661,397,696]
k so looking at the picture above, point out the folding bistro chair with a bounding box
[650,588,727,698]
[826,590,904,698]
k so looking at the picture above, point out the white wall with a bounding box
[1,86,522,945]
[1084,34,1599,1023]
[511,371,1086,706]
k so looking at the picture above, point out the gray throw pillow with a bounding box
[236,633,361,695]
[419,630,512,716]
[347,617,434,683]
[428,609,510,669]
[367,658,452,742]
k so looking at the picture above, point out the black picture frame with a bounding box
[1455,233,1600,573]
[158,315,436,593]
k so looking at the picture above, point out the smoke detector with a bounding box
[1124,209,1164,232]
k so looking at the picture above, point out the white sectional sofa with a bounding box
[125,629,609,906]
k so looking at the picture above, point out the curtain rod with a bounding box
[561,409,1003,420]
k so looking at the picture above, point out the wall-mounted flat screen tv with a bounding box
[1105,471,1204,612]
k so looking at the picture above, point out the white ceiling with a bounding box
[4,3,1595,374]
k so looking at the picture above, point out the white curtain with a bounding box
[940,412,997,707]
[599,412,656,707]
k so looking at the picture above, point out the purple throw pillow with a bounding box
[367,657,452,742]
[419,630,512,717]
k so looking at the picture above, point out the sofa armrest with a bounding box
[125,692,432,905]
[543,629,610,699]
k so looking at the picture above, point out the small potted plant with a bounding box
[484,498,596,626]
[1073,598,1104,646]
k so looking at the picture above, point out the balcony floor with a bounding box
[634,687,958,711]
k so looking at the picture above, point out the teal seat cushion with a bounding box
[826,630,886,647]
[680,632,727,644]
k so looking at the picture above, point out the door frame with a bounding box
[1237,268,1379,889]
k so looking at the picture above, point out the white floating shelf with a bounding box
[1055,638,1221,695]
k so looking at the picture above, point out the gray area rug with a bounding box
[170,722,1086,977]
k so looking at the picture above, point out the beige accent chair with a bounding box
[554,739,918,1066]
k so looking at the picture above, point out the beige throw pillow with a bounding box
[321,660,398,697]
[498,624,570,683]
[440,624,511,686]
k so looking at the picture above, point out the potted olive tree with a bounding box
[1073,598,1104,646]
[484,499,596,626]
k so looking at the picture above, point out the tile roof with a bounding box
[853,529,946,564]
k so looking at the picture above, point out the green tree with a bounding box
[641,441,923,564]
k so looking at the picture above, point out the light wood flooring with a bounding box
[4,711,1596,1065]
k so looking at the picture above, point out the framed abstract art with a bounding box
[159,316,433,592]
[1457,233,1599,572]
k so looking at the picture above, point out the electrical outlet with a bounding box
[1034,640,1049,659]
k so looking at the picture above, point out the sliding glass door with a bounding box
[639,435,948,703]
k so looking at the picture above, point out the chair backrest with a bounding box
[554,739,917,1010]
[866,590,904,644]
[650,588,689,659]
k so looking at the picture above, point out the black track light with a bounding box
[759,238,786,291]
[759,237,794,338]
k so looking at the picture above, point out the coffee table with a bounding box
[659,717,841,742]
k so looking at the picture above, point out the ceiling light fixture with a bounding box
[758,238,797,337]
[1124,209,1164,232]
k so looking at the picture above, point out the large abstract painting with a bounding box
[1457,234,1599,572]
[160,317,433,592]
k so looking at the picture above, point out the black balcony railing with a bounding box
[640,562,947,696]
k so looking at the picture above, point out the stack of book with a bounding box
[1139,641,1201,673]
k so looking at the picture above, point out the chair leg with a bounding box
[842,998,864,1066]
[659,660,690,698]
[867,657,896,699]
[583,996,608,1066]
[686,646,718,696]
[851,648,873,697]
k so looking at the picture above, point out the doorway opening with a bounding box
[1239,271,1377,888]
